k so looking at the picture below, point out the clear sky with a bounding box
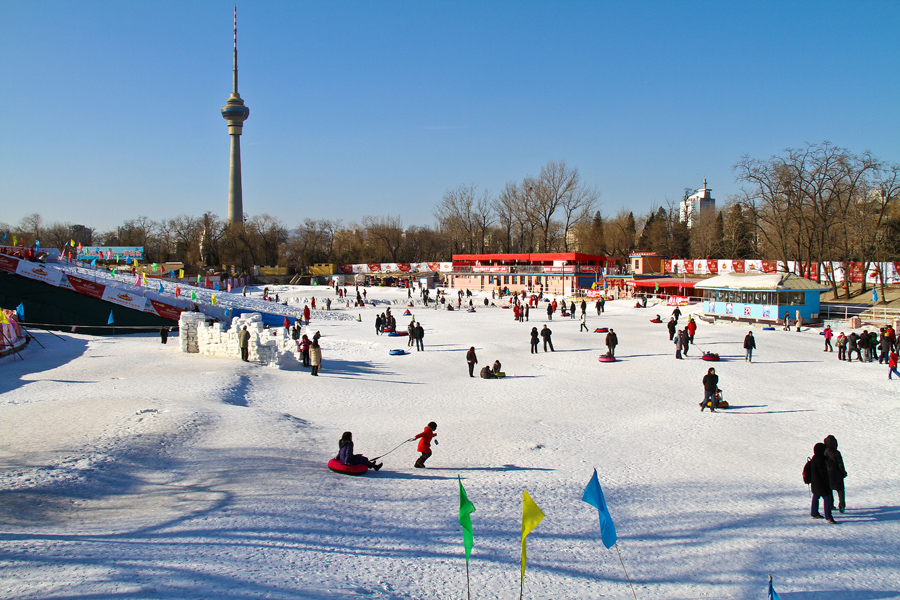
[2,1,898,234]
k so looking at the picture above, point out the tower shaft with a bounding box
[222,6,249,225]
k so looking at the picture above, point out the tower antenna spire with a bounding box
[233,5,238,93]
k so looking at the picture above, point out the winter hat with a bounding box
[428,421,437,431]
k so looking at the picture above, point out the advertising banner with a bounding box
[66,274,106,299]
[16,261,63,287]
[149,299,184,321]
[78,246,144,261]
[544,266,575,274]
[101,287,147,312]
[732,260,745,273]
[473,265,508,273]
[0,254,20,273]
[666,296,690,306]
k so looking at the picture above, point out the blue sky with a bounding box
[2,1,898,233]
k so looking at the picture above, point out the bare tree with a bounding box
[362,215,405,262]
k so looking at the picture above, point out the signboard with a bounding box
[78,246,144,261]
[472,266,509,273]
[149,299,184,321]
[543,266,575,274]
[16,260,64,287]
[66,274,106,299]
[0,254,20,273]
[100,287,147,312]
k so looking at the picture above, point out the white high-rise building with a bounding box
[679,179,716,228]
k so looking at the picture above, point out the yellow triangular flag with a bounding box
[142,273,148,285]
[70,239,75,247]
[211,294,217,306]
[0,311,8,325]
[521,489,545,587]
[179,269,184,279]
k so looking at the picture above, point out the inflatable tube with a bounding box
[403,310,412,316]
[467,309,476,313]
[501,306,511,309]
[382,327,394,333]
[762,326,775,331]
[650,319,663,323]
[389,349,407,355]
[494,372,506,378]
[594,327,609,333]
[328,458,369,475]
[701,353,720,361]
[388,331,408,337]
[598,355,616,362]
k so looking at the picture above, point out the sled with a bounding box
[389,349,408,355]
[701,353,720,361]
[388,331,408,337]
[328,458,369,475]
[598,355,616,362]
[595,327,609,333]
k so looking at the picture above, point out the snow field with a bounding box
[1,286,898,599]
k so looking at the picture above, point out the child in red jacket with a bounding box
[411,422,437,468]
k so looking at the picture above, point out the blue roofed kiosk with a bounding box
[695,273,830,324]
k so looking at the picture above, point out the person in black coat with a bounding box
[700,367,718,412]
[605,329,618,357]
[823,435,847,513]
[466,346,478,377]
[671,306,681,324]
[847,332,862,362]
[530,327,539,354]
[160,326,169,344]
[540,325,555,352]
[667,317,677,341]
[678,328,690,357]
[808,442,836,522]
[743,331,756,363]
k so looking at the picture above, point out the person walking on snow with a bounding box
[743,330,756,362]
[671,306,681,324]
[530,327,539,354]
[605,328,618,358]
[700,367,719,412]
[546,303,553,321]
[823,325,834,352]
[687,318,697,344]
[415,322,424,351]
[541,325,555,352]
[808,442,836,523]
[889,350,900,380]
[823,434,847,513]
[411,422,437,468]
[309,339,322,376]
[668,317,677,341]
[466,346,478,377]
[579,312,589,332]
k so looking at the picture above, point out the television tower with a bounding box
[222,6,250,225]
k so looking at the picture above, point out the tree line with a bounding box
[3,148,898,294]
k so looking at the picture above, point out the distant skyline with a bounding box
[2,1,898,234]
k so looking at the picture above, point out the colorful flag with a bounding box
[16,303,24,321]
[0,311,8,325]
[227,282,232,293]
[190,291,197,301]
[582,468,618,549]
[142,273,148,285]
[77,242,82,251]
[211,294,217,306]
[134,274,141,286]
[197,274,202,284]
[35,240,40,248]
[12,235,17,246]
[458,476,476,564]
[157,282,164,294]
[90,258,96,267]
[2,232,6,243]
[214,282,220,291]
[521,490,545,586]
[107,311,114,325]
[768,576,782,600]
[111,268,116,277]
[70,239,75,247]
[175,286,181,298]
[179,269,184,279]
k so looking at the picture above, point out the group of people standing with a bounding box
[831,325,900,378]
[806,435,848,523]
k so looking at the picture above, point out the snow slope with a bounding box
[1,287,898,599]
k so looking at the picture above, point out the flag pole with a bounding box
[466,559,470,600]
[614,542,637,600]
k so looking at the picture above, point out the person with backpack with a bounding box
[823,435,847,513]
[806,442,837,523]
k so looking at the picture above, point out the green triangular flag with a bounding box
[458,476,476,564]
[191,291,197,301]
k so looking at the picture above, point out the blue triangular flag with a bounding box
[768,577,781,600]
[35,240,40,248]
[16,303,24,321]
[158,282,164,294]
[91,258,97,267]
[582,468,617,549]
[215,282,221,291]
[107,311,114,325]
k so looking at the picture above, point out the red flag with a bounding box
[175,286,181,298]
[204,278,210,288]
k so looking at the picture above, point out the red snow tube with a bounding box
[598,355,616,362]
[388,331,408,336]
[701,353,720,361]
[650,319,662,323]
[595,327,609,333]
[328,458,369,476]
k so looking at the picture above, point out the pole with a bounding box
[614,542,638,600]
[466,558,471,600]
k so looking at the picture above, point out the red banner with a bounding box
[149,299,184,321]
[707,261,719,275]
[338,265,354,274]
[684,261,695,275]
[761,260,778,273]
[664,260,673,272]
[0,254,20,273]
[397,263,411,272]
[427,262,441,272]
[368,263,382,273]
[849,262,864,283]
[66,274,106,299]
[732,260,745,273]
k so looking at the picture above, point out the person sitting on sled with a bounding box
[337,431,382,470]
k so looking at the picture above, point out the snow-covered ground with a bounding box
[1,286,898,599]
